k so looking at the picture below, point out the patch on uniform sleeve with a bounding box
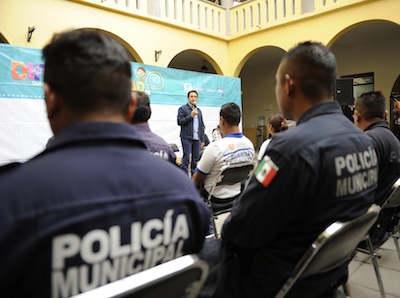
[255,155,279,187]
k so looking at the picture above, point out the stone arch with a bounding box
[168,50,222,75]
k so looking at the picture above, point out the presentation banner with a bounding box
[0,44,242,165]
[0,44,45,100]
[131,62,241,107]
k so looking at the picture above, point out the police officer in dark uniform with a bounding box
[0,29,210,298]
[354,90,400,245]
[354,91,400,205]
[131,90,177,164]
[199,41,378,298]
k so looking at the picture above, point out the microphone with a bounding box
[193,103,197,109]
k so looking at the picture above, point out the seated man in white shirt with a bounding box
[192,102,255,206]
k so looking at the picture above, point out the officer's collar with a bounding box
[44,122,147,153]
[224,132,243,138]
[297,101,342,125]
[365,120,389,132]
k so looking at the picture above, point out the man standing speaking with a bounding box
[177,90,205,176]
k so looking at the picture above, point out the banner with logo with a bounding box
[131,62,240,107]
[0,44,241,165]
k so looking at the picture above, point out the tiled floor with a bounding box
[214,213,400,297]
[348,240,400,298]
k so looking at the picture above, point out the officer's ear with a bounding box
[126,93,137,123]
[353,110,362,124]
[44,83,66,134]
[44,83,59,120]
[285,74,295,96]
[219,115,225,127]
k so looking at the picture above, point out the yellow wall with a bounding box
[1,0,231,73]
[228,0,400,76]
[333,40,400,101]
[243,126,257,147]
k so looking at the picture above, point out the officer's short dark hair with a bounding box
[42,29,132,116]
[131,91,151,123]
[220,102,241,126]
[282,41,337,101]
[354,91,386,120]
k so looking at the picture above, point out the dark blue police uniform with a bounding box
[214,101,378,297]
[363,120,400,245]
[133,123,177,164]
[364,121,400,205]
[0,122,210,298]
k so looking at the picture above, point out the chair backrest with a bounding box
[382,177,400,210]
[275,204,380,298]
[70,254,208,298]
[207,161,256,200]
[169,143,180,153]
[214,161,256,188]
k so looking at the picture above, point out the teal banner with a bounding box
[0,44,45,99]
[0,44,241,108]
[131,62,241,107]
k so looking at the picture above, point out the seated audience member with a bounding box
[199,133,211,161]
[257,112,288,162]
[131,90,177,164]
[354,91,400,205]
[392,95,400,140]
[353,91,400,244]
[192,102,255,204]
[199,41,378,298]
[0,29,210,298]
[211,124,223,141]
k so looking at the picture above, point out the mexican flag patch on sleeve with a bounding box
[255,155,279,187]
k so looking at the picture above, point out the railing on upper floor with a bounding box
[69,0,370,40]
[229,0,369,39]
[70,0,227,39]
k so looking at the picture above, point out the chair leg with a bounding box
[211,215,219,238]
[392,233,400,262]
[342,282,351,297]
[366,234,386,298]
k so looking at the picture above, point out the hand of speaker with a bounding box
[191,108,198,117]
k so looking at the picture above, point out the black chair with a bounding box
[169,143,180,153]
[377,178,400,260]
[70,254,208,298]
[169,143,183,167]
[356,177,400,298]
[275,204,381,298]
[206,161,256,238]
